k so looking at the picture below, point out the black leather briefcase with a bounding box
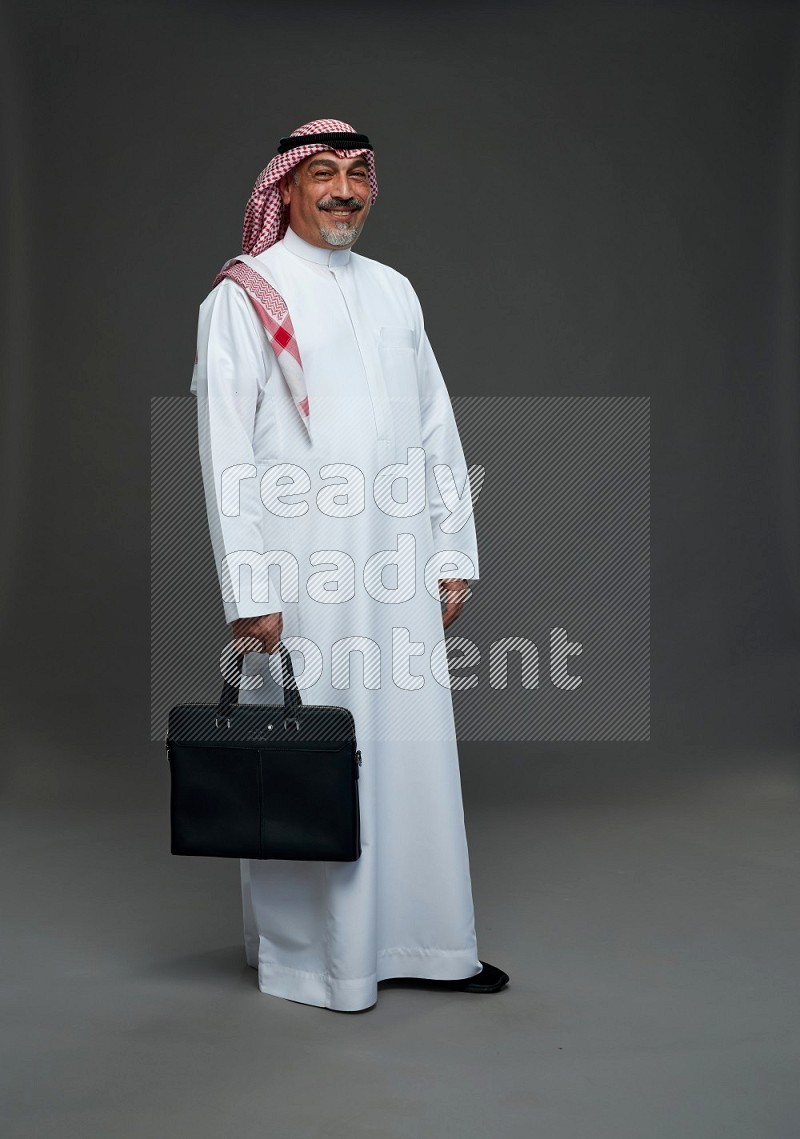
[166,642,362,861]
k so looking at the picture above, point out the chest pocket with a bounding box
[378,326,418,401]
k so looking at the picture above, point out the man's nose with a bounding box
[332,172,357,199]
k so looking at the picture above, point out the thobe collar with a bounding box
[282,225,352,268]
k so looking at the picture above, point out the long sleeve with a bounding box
[192,278,283,621]
[413,305,480,583]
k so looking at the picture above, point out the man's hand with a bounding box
[440,578,472,631]
[230,612,284,656]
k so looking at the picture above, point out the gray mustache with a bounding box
[317,198,364,212]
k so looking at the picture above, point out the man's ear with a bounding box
[278,173,292,206]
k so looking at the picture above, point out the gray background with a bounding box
[2,2,799,1137]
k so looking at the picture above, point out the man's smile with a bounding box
[318,200,363,221]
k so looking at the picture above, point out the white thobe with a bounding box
[191,225,482,1010]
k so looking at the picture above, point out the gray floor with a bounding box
[3,738,799,1139]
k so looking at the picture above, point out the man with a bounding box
[191,118,508,1011]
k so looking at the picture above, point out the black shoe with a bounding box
[378,961,510,993]
[440,961,510,993]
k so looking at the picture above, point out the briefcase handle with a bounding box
[216,640,303,724]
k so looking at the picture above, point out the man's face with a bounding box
[280,152,372,249]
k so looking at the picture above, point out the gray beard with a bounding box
[318,217,364,246]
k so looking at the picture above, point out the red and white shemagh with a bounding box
[207,118,378,438]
